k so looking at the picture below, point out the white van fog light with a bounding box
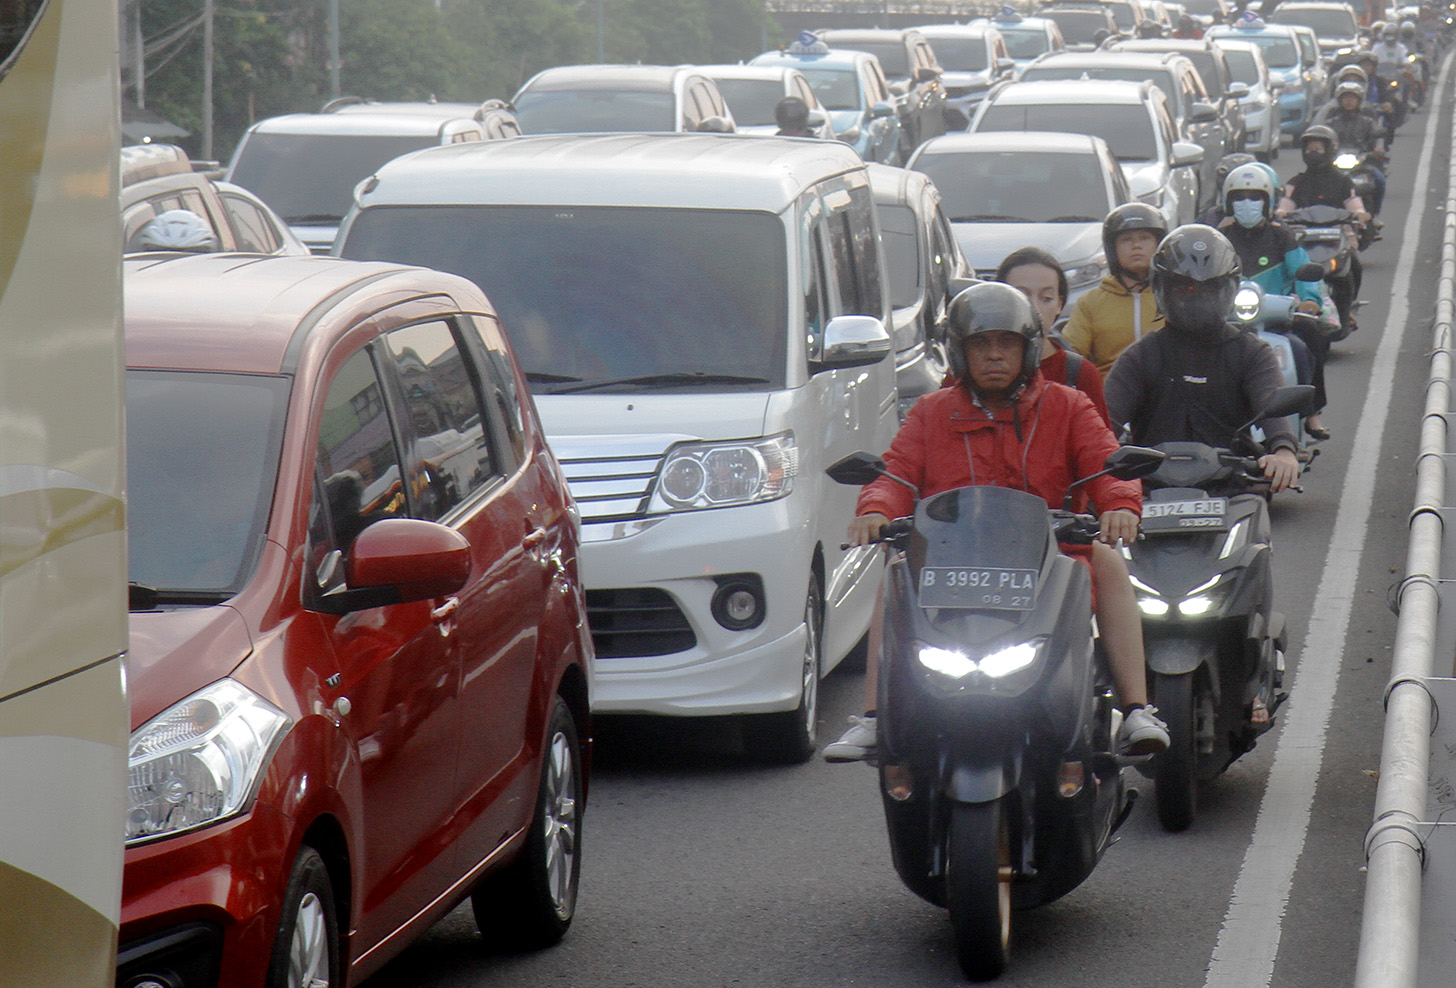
[651,433,797,511]
[712,577,765,630]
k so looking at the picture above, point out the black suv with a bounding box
[817,28,947,155]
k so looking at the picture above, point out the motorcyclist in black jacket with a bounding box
[1312,80,1387,215]
[1105,225,1301,493]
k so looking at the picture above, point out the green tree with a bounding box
[442,0,592,97]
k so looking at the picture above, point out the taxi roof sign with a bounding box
[788,30,831,54]
[994,5,1024,20]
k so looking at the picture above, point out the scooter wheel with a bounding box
[1154,671,1199,832]
[948,800,1012,980]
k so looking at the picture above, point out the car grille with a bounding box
[586,588,696,657]
[551,437,672,524]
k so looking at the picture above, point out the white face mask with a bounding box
[1232,198,1266,228]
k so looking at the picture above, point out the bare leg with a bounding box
[864,582,884,712]
[1091,541,1148,708]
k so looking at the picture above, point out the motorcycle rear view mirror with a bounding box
[825,451,920,497]
[1062,445,1165,508]
[1259,384,1318,421]
[1102,445,1167,480]
[1294,261,1326,281]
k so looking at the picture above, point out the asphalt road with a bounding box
[361,70,1449,988]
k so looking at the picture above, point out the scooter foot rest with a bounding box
[1111,787,1139,834]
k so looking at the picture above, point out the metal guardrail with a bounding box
[1354,58,1456,988]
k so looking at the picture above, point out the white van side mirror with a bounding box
[816,315,892,371]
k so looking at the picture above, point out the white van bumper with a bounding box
[581,505,814,717]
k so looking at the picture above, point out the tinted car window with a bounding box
[316,348,410,555]
[127,370,289,595]
[512,90,677,134]
[1270,7,1357,34]
[878,203,922,309]
[801,67,862,109]
[381,320,497,521]
[715,78,784,126]
[342,205,788,394]
[1044,10,1114,45]
[843,40,909,79]
[916,150,1111,222]
[469,315,527,467]
[1222,48,1262,83]
[1216,32,1298,67]
[230,134,438,222]
[998,25,1054,58]
[929,38,989,71]
[977,102,1157,159]
[221,193,282,253]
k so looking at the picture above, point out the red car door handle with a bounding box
[523,528,547,550]
[431,597,460,622]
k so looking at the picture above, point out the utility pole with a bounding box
[329,0,341,97]
[202,0,213,158]
[596,0,604,62]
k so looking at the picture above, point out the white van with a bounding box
[336,133,897,762]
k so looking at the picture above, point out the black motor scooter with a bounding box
[1122,386,1314,832]
[827,446,1163,981]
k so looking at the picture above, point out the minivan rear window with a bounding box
[341,206,789,394]
[229,133,437,223]
[976,101,1157,160]
[714,78,788,127]
[513,90,677,133]
[127,370,289,597]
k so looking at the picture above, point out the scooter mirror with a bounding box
[1295,261,1326,281]
[1259,384,1318,420]
[1103,445,1166,480]
[826,451,888,486]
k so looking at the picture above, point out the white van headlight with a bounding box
[126,679,290,844]
[651,432,797,511]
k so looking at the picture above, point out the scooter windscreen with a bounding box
[908,486,1054,612]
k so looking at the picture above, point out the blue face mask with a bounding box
[1231,198,1266,228]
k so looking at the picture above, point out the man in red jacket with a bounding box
[825,282,1169,761]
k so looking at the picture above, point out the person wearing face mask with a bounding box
[1217,164,1332,439]
[1063,203,1168,376]
[1105,225,1301,492]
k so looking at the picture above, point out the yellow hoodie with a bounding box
[1062,275,1165,376]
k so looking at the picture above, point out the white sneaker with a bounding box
[824,715,877,762]
[1121,705,1170,756]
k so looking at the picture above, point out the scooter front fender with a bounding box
[944,746,1023,803]
[1146,636,1217,678]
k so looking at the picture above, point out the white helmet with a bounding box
[135,209,218,252]
[1221,162,1277,217]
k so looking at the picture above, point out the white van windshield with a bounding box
[341,205,789,393]
[229,133,438,222]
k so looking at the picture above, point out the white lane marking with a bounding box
[1202,56,1454,988]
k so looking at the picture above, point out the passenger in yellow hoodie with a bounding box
[1063,203,1167,376]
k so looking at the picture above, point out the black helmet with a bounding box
[946,282,1043,392]
[1214,151,1257,195]
[774,96,810,131]
[1300,123,1338,165]
[1150,224,1241,340]
[1102,202,1167,281]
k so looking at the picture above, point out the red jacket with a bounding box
[858,374,1141,520]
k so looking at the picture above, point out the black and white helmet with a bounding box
[1150,224,1242,341]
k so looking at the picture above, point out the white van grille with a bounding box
[550,436,676,523]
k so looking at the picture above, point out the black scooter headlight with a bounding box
[917,636,1046,679]
[1334,152,1360,170]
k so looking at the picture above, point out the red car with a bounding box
[117,253,592,988]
